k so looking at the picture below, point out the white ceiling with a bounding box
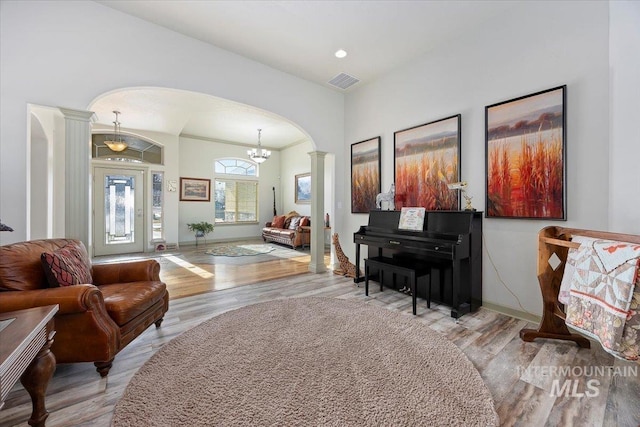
[93,0,516,147]
[91,89,308,149]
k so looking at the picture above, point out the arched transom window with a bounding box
[214,159,256,176]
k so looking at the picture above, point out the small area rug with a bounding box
[205,244,276,257]
[112,297,499,426]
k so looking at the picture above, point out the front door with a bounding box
[93,167,145,256]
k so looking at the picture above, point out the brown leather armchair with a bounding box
[0,239,169,377]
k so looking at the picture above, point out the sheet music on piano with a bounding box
[398,207,426,231]
[354,209,483,319]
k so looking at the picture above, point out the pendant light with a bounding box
[104,110,128,152]
[247,128,270,163]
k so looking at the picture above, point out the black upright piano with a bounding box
[353,210,482,319]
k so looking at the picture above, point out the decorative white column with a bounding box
[308,151,327,273]
[59,108,94,248]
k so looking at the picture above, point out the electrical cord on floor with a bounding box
[482,232,535,317]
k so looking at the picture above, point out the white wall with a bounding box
[342,1,611,316]
[0,0,343,245]
[179,136,281,245]
[29,114,49,239]
[29,106,66,239]
[280,141,313,217]
[609,0,640,234]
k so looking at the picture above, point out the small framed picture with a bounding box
[295,173,311,204]
[180,177,211,202]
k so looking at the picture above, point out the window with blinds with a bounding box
[214,159,259,224]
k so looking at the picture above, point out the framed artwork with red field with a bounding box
[394,115,461,210]
[485,85,566,219]
[351,136,381,213]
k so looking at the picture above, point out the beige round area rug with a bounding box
[112,297,498,426]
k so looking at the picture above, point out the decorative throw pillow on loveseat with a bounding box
[272,215,286,229]
[299,216,310,227]
[283,211,300,229]
[288,216,302,229]
[41,244,93,287]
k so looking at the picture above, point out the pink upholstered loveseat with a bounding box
[262,211,310,249]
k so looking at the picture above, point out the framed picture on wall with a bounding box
[394,115,461,210]
[351,136,381,213]
[179,177,211,202]
[485,85,566,219]
[295,173,311,204]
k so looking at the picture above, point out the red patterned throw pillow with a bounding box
[272,215,286,229]
[41,244,93,287]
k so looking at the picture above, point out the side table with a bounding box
[300,226,331,249]
[0,305,58,427]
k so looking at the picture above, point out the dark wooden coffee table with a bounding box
[0,305,58,427]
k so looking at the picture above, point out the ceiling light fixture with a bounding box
[104,110,128,152]
[335,49,347,59]
[247,128,270,163]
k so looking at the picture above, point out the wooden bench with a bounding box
[520,226,640,348]
[364,256,431,315]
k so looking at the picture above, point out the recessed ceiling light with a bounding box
[335,49,347,59]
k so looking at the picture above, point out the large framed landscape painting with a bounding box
[394,115,461,210]
[485,85,566,219]
[351,136,381,213]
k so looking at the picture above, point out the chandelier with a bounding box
[247,128,270,163]
[104,110,128,152]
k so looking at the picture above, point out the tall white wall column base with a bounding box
[308,151,327,273]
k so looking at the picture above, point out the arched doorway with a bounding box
[88,87,333,266]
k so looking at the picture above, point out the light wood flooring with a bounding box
[1,242,639,427]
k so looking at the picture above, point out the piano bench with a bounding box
[364,256,430,315]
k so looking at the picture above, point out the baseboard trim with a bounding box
[481,301,541,324]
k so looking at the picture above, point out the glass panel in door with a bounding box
[105,175,135,244]
[94,167,144,256]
